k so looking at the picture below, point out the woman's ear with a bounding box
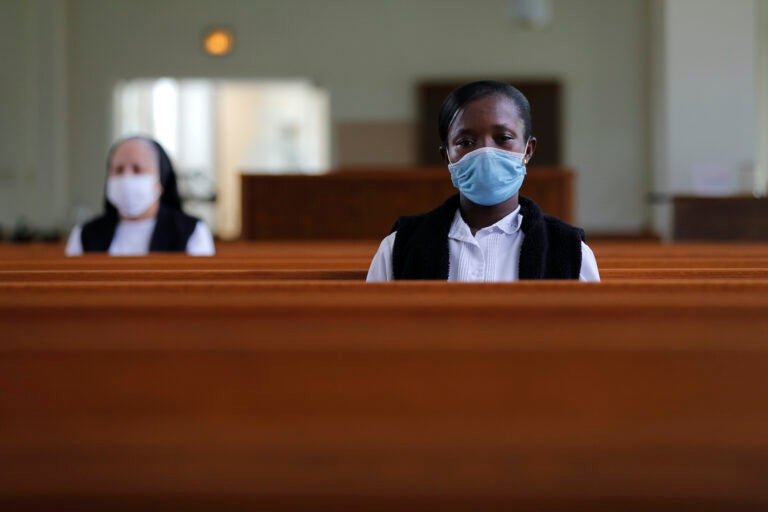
[524,137,537,165]
[439,145,449,165]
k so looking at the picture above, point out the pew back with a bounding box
[3,242,768,511]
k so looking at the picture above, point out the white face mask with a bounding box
[107,175,161,218]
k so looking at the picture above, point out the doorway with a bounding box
[113,79,330,239]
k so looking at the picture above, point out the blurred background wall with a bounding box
[0,0,762,238]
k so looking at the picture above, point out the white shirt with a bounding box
[65,218,216,256]
[366,207,600,282]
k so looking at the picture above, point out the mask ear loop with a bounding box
[522,137,531,165]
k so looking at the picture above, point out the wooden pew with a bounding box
[4,267,768,282]
[0,269,368,282]
[2,281,768,511]
[14,239,768,255]
[8,239,768,271]
[5,241,768,283]
[2,240,768,508]
[9,240,768,259]
[6,241,768,270]
[600,268,768,279]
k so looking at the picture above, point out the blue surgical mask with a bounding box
[447,145,528,206]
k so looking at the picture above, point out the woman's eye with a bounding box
[456,139,474,147]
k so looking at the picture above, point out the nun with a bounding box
[65,136,215,256]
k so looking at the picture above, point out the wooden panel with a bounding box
[241,167,574,240]
[335,121,416,166]
[8,242,768,273]
[3,243,768,510]
[673,196,768,241]
[9,241,768,262]
[0,269,367,282]
[4,268,768,283]
[2,282,768,510]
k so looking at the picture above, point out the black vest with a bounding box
[80,206,199,253]
[391,195,584,280]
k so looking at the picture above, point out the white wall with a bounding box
[0,0,68,233]
[0,0,27,230]
[652,0,757,237]
[757,0,768,197]
[4,1,763,238]
[1,0,651,233]
[61,0,650,233]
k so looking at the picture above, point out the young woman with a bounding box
[367,80,599,281]
[66,136,215,256]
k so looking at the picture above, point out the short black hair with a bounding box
[438,80,532,147]
[103,136,184,218]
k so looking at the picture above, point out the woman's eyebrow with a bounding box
[491,123,516,132]
[452,128,475,138]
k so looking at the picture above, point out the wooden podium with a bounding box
[241,167,574,240]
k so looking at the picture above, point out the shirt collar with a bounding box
[448,205,522,242]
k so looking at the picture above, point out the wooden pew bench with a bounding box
[3,267,768,282]
[4,242,768,278]
[600,268,768,279]
[4,242,768,281]
[0,268,368,282]
[1,281,768,511]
